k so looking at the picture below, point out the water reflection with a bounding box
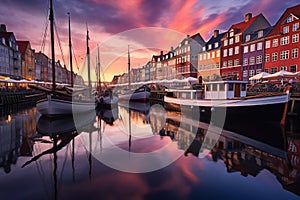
[0,103,300,199]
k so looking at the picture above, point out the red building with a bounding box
[264,4,300,73]
[221,13,270,79]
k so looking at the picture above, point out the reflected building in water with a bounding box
[0,105,37,173]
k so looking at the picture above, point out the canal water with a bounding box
[0,102,300,200]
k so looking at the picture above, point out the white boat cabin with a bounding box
[204,80,247,99]
[166,80,248,100]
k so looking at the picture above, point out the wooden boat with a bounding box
[95,46,118,108]
[164,80,291,123]
[117,46,150,102]
[36,2,94,116]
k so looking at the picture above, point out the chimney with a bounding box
[213,30,219,38]
[160,51,163,56]
[0,24,7,32]
[245,13,252,22]
[170,46,174,51]
[187,34,190,38]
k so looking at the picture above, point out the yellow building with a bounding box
[17,41,35,80]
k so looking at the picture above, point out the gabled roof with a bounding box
[206,32,226,50]
[267,4,300,37]
[0,32,15,40]
[16,41,30,54]
[243,26,273,43]
[229,14,260,34]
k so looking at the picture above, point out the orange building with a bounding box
[17,41,35,80]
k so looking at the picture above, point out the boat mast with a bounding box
[68,12,74,87]
[49,0,56,90]
[86,24,91,98]
[97,45,101,91]
[128,45,130,87]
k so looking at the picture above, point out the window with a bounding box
[229,48,233,56]
[256,69,262,74]
[212,83,218,91]
[246,34,250,42]
[228,83,233,91]
[290,65,297,72]
[266,40,271,48]
[203,53,206,60]
[224,40,228,46]
[216,62,220,68]
[202,46,206,51]
[228,60,233,66]
[292,48,298,59]
[243,58,248,66]
[249,70,255,77]
[265,54,270,62]
[229,38,234,45]
[287,15,293,23]
[283,26,289,34]
[256,55,262,64]
[199,54,202,61]
[292,34,299,43]
[257,42,262,50]
[235,36,240,43]
[293,22,299,31]
[271,67,278,74]
[212,51,215,58]
[214,42,218,48]
[235,46,239,54]
[208,44,212,50]
[223,49,227,57]
[234,59,239,66]
[250,44,255,52]
[244,46,249,53]
[229,31,234,37]
[219,83,225,91]
[250,57,255,65]
[272,39,278,47]
[258,30,263,38]
[223,61,227,68]
[216,50,220,57]
[272,52,278,61]
[199,64,203,70]
[207,53,211,59]
[280,66,287,71]
[243,70,248,78]
[280,50,289,60]
[280,36,289,45]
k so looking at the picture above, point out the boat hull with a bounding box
[95,95,118,109]
[164,94,289,123]
[119,91,150,102]
[37,95,95,117]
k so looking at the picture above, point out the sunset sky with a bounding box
[0,0,299,81]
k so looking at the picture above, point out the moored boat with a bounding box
[164,80,291,123]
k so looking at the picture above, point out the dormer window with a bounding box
[208,44,212,50]
[202,46,206,51]
[287,15,293,23]
[245,34,250,42]
[283,26,289,34]
[229,29,234,37]
[258,30,263,38]
[214,42,218,48]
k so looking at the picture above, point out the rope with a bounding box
[54,21,66,65]
[40,0,50,53]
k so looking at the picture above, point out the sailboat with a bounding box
[36,1,94,117]
[118,45,151,102]
[94,45,118,108]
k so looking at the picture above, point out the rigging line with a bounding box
[40,0,50,53]
[54,21,66,65]
[72,48,80,71]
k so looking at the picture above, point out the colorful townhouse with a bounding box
[17,40,36,80]
[241,26,272,80]
[220,13,271,79]
[264,4,300,73]
[0,24,22,79]
[175,33,205,78]
[198,30,226,81]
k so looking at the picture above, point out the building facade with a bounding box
[221,13,271,79]
[264,4,300,73]
[198,30,225,81]
[241,27,272,80]
[17,41,35,80]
